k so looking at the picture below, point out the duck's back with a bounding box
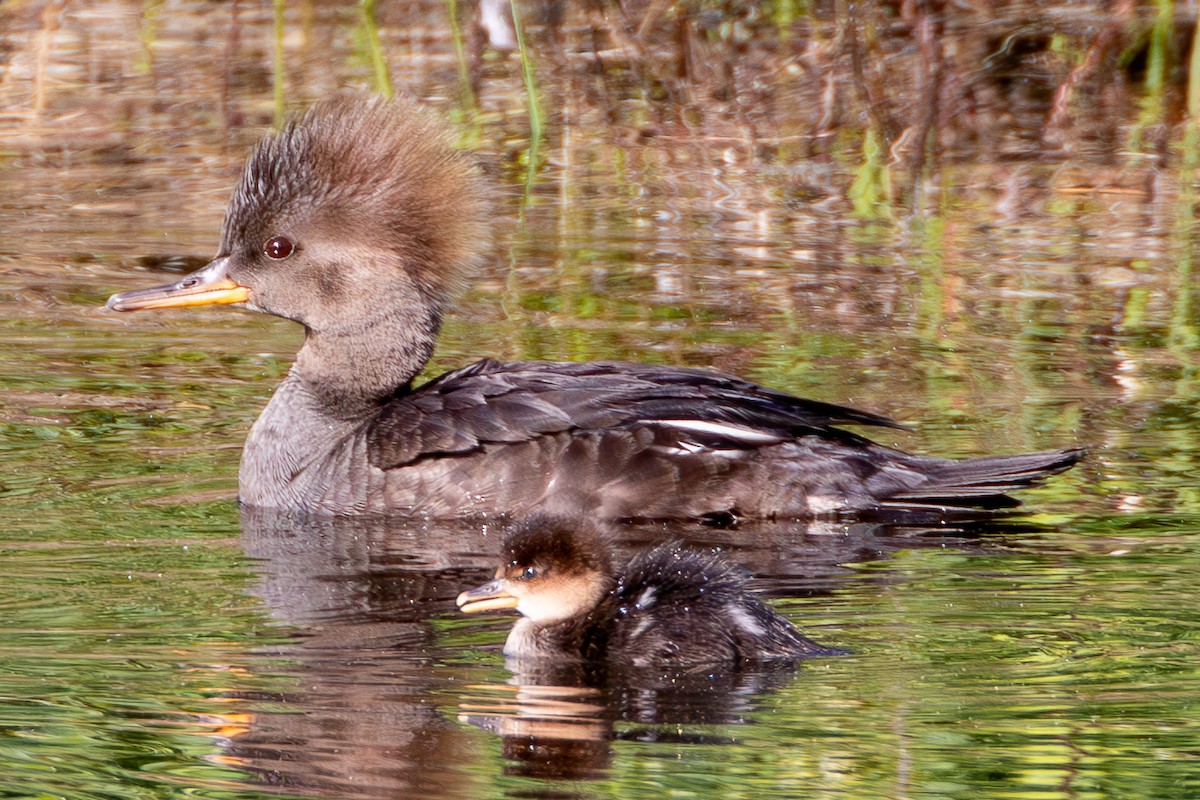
[362,359,1081,520]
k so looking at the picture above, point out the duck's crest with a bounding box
[505,514,613,577]
[220,93,491,304]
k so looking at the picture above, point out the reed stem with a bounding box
[272,0,286,127]
[446,0,476,109]
[510,0,544,198]
[362,0,394,98]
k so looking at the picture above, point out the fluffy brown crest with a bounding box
[219,93,491,306]
[503,514,614,578]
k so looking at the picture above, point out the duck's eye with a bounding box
[519,566,538,581]
[263,236,295,260]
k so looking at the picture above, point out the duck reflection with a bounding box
[227,507,1001,796]
[227,508,507,799]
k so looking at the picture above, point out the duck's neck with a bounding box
[238,304,440,510]
[503,595,618,661]
[294,304,441,418]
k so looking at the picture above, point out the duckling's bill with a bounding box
[106,257,250,312]
[457,579,519,613]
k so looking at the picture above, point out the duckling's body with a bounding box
[458,516,844,666]
[107,94,1085,520]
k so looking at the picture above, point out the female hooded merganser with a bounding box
[106,93,1084,519]
[457,515,844,665]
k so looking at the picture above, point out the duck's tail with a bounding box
[875,447,1087,520]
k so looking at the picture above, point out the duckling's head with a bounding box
[108,93,490,335]
[457,516,615,626]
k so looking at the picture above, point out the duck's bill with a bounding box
[457,580,519,613]
[106,257,250,312]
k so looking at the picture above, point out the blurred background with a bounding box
[1,2,1199,799]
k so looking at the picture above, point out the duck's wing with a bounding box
[366,358,902,470]
[363,359,1084,519]
[603,544,742,667]
[612,544,844,664]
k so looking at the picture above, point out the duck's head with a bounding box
[106,94,490,336]
[457,516,615,626]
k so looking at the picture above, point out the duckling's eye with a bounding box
[519,566,538,581]
[263,236,295,260]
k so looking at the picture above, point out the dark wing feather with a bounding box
[367,359,900,470]
[884,449,1086,505]
[609,544,842,665]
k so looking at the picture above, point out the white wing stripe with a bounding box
[655,419,786,445]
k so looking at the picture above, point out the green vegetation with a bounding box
[361,0,394,98]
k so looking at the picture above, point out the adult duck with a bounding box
[107,94,1084,519]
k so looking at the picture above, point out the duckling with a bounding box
[457,515,845,666]
[106,93,1085,519]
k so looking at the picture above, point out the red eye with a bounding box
[263,236,295,260]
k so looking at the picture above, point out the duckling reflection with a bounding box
[454,659,808,782]
[457,514,846,668]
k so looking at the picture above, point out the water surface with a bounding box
[2,2,1200,798]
